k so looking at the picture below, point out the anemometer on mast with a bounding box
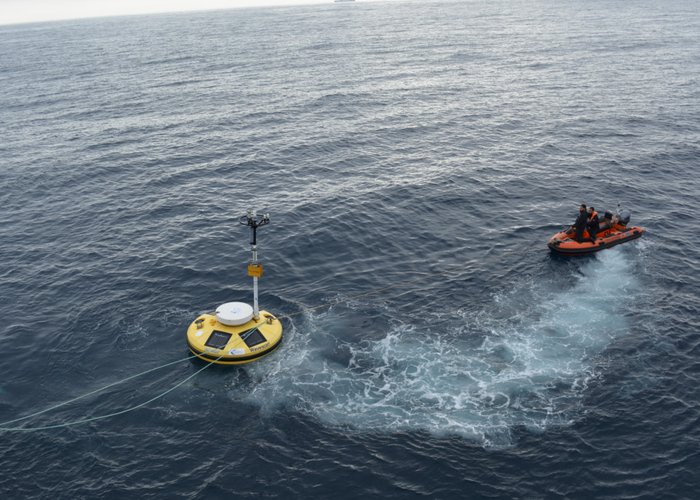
[240,210,270,321]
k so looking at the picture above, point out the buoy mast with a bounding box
[240,210,269,320]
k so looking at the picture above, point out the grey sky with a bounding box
[0,0,339,26]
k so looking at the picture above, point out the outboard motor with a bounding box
[618,209,631,225]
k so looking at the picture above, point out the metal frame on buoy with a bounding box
[240,210,269,321]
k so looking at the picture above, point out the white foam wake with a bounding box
[233,248,639,447]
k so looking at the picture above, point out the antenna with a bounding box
[239,210,270,320]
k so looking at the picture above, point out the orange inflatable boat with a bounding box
[548,209,645,255]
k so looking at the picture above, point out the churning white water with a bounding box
[235,248,638,446]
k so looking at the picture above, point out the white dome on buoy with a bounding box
[216,302,254,326]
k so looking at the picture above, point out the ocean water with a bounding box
[1,0,699,497]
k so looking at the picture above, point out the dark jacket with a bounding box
[588,213,600,238]
[588,213,600,232]
[573,210,588,242]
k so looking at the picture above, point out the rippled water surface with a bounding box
[1,0,699,497]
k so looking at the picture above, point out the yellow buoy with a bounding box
[186,310,282,365]
[186,211,283,365]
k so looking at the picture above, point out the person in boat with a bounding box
[587,206,600,242]
[572,204,588,243]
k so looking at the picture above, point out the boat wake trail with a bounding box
[233,249,639,447]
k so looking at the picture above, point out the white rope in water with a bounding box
[0,355,221,432]
[0,353,202,428]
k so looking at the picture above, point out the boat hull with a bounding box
[548,225,645,255]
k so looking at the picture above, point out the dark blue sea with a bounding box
[1,0,699,497]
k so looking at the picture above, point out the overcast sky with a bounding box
[0,0,340,26]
